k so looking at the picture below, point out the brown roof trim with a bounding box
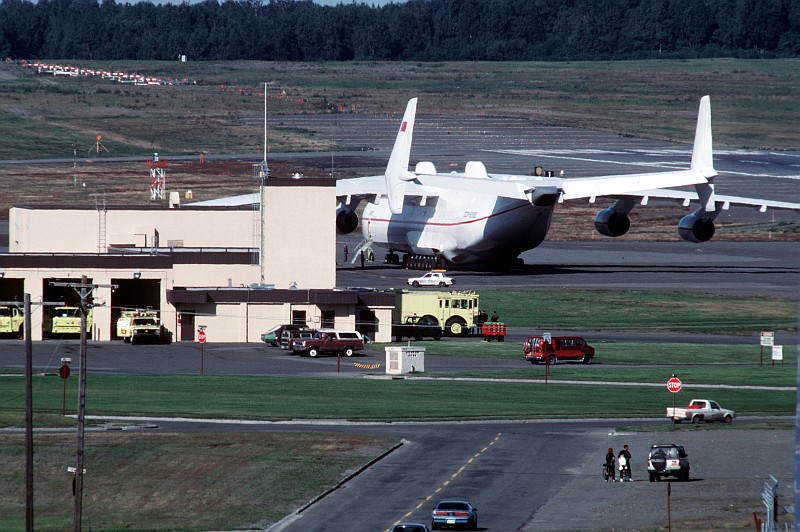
[12,204,257,211]
[167,288,361,305]
[265,178,335,187]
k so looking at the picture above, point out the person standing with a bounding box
[617,449,628,482]
[604,447,616,482]
[490,310,499,322]
[343,243,348,262]
[360,250,365,269]
[622,444,632,481]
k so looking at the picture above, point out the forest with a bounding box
[0,0,798,61]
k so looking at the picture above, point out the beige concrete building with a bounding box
[0,179,394,342]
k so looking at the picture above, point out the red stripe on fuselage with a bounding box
[361,201,532,227]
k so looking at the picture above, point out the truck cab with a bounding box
[0,306,24,338]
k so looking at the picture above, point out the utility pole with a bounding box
[49,277,116,531]
[24,294,33,532]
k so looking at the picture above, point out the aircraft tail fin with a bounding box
[386,98,418,214]
[690,95,716,179]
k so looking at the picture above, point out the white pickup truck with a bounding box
[666,399,735,424]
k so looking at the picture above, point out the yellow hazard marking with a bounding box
[353,362,382,369]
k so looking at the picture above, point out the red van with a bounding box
[522,335,595,364]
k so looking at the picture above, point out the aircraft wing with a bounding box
[557,170,709,201]
[607,188,800,213]
[336,175,386,205]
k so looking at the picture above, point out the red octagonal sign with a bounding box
[198,330,206,343]
[666,377,682,393]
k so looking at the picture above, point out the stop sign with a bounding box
[666,377,682,393]
[198,330,206,343]
[58,364,71,380]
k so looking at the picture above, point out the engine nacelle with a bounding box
[336,208,358,234]
[678,212,715,243]
[594,208,631,237]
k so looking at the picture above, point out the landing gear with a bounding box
[384,252,401,265]
[403,254,445,270]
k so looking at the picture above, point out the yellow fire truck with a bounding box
[46,306,92,335]
[392,289,480,337]
[116,308,160,342]
[0,306,24,338]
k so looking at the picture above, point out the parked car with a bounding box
[666,399,735,424]
[522,335,595,364]
[280,329,316,350]
[292,329,365,358]
[261,324,310,346]
[431,500,478,530]
[392,524,430,532]
[393,315,443,341]
[408,270,453,287]
[647,444,690,482]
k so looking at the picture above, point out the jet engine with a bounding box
[594,208,631,237]
[336,207,358,234]
[678,211,715,243]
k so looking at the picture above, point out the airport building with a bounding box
[0,179,394,342]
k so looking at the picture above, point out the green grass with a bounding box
[0,430,396,531]
[0,375,794,426]
[476,290,796,333]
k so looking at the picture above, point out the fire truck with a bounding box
[116,308,160,342]
[392,289,480,337]
[0,305,24,338]
[46,306,92,335]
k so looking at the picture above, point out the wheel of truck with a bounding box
[307,347,320,358]
[343,347,355,357]
[682,468,690,481]
[723,414,732,423]
[17,325,24,339]
[412,281,420,287]
[547,355,556,366]
[649,471,656,482]
[438,282,446,287]
[582,354,592,364]
[124,337,131,343]
[130,335,137,345]
[444,317,468,337]
[691,414,703,424]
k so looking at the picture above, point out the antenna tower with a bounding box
[146,152,167,200]
[88,134,109,154]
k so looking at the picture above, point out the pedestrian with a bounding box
[617,449,628,482]
[490,310,499,322]
[622,444,632,481]
[360,250,365,269]
[604,447,616,482]
[343,243,348,261]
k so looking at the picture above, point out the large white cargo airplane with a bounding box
[336,97,799,269]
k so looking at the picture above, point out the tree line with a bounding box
[1,0,798,62]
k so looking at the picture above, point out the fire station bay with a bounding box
[0,179,396,343]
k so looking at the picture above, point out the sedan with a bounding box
[392,524,430,532]
[407,270,453,287]
[431,500,478,530]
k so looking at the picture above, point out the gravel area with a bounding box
[524,428,794,531]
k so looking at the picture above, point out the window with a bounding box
[292,310,306,326]
[321,310,335,329]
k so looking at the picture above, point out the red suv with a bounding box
[522,335,595,364]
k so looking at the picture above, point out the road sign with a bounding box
[198,330,206,343]
[666,377,682,393]
[760,332,774,347]
[59,364,71,380]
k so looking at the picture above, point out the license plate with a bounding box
[447,519,456,524]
